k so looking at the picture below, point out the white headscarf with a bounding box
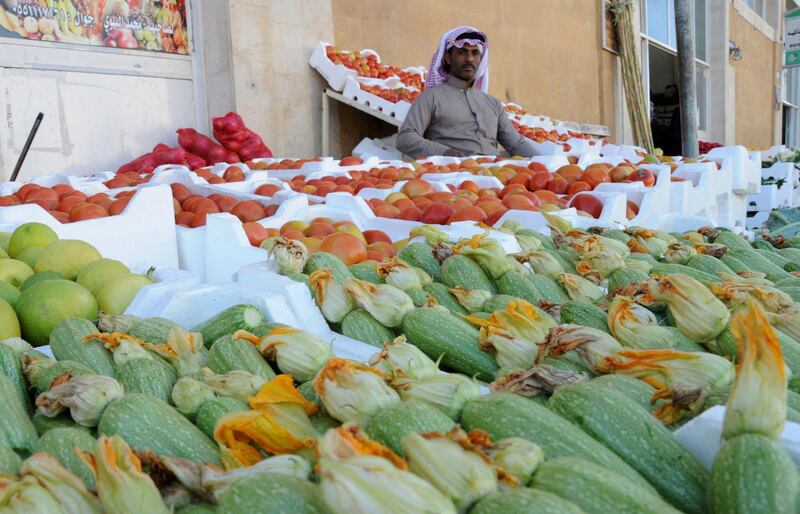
[425,26,490,93]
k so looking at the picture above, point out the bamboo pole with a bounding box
[610,0,655,153]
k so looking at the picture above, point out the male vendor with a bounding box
[397,26,538,158]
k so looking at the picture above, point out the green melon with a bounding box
[15,280,98,346]
[95,273,152,315]
[20,271,65,291]
[0,232,11,252]
[0,299,20,339]
[34,240,102,281]
[0,247,7,259]
[15,246,43,269]
[8,222,58,258]
[0,281,20,308]
[0,259,34,288]
[76,259,130,296]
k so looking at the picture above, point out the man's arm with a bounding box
[496,103,540,158]
[396,92,452,158]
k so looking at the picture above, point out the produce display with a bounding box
[0,184,136,223]
[324,44,425,90]
[170,184,279,229]
[358,83,420,104]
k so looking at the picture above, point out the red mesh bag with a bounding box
[177,128,239,164]
[212,112,272,160]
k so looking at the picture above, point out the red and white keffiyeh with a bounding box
[425,26,490,93]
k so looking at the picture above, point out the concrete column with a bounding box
[707,0,734,144]
[675,0,699,157]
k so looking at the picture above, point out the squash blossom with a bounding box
[236,327,331,382]
[575,249,625,283]
[82,332,153,367]
[626,228,669,257]
[368,335,439,380]
[20,453,102,514]
[557,273,603,303]
[489,364,588,398]
[215,375,318,468]
[519,251,563,279]
[268,236,308,275]
[376,259,432,291]
[199,368,265,403]
[344,278,414,328]
[309,268,355,323]
[0,474,69,513]
[465,300,557,370]
[97,312,139,334]
[711,281,797,315]
[449,287,492,313]
[455,235,514,279]
[409,224,450,245]
[317,423,407,469]
[538,323,622,370]
[663,243,697,264]
[319,455,456,514]
[171,376,216,416]
[597,348,734,424]
[723,300,787,441]
[145,326,207,377]
[513,231,544,253]
[36,374,124,427]
[645,274,730,343]
[607,296,678,349]
[78,435,170,514]
[402,428,498,511]
[391,373,481,420]
[484,437,544,487]
[313,358,400,423]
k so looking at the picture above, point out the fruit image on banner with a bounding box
[0,0,188,54]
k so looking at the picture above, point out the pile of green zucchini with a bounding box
[0,221,798,513]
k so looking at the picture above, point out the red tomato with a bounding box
[567,181,592,196]
[629,169,656,187]
[546,176,569,195]
[569,193,604,219]
[527,172,551,191]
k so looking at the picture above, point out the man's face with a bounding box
[445,43,482,82]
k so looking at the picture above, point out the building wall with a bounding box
[730,5,780,147]
[331,0,617,133]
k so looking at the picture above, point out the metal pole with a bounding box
[675,0,698,157]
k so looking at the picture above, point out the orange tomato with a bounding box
[319,232,368,265]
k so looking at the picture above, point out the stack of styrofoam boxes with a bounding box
[706,146,760,232]
[745,161,798,231]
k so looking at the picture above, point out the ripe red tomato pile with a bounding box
[170,183,279,229]
[359,83,420,104]
[0,183,133,223]
[324,45,424,90]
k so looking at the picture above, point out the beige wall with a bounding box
[730,9,780,147]
[332,0,617,131]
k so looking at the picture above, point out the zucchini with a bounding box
[405,287,431,307]
[98,393,220,464]
[775,277,800,288]
[713,230,754,251]
[250,322,288,338]
[530,457,682,514]
[650,263,721,283]
[545,248,577,274]
[720,254,750,274]
[481,294,516,313]
[216,473,330,514]
[340,309,395,347]
[176,505,218,514]
[195,397,249,440]
[0,447,21,477]
[470,488,584,514]
[541,355,594,375]
[519,229,555,250]
[397,242,442,281]
[495,271,544,305]
[364,400,455,456]
[606,268,648,294]
[422,282,468,315]
[117,358,178,403]
[527,274,569,303]
[32,411,90,436]
[686,254,734,278]
[32,360,94,394]
[128,317,180,343]
[34,427,96,489]
[788,390,800,412]
[460,393,654,492]
[776,330,800,393]
[778,286,800,303]
[727,249,791,282]
[754,248,793,268]
[303,252,353,283]
[0,373,37,452]
[0,345,30,414]
[286,272,309,285]
[548,383,707,514]
[208,335,276,380]
[559,301,610,334]
[708,434,799,514]
[586,374,657,411]
[191,305,266,348]
[402,307,498,381]
[441,254,496,293]
[348,261,383,284]
[626,252,659,266]
[49,317,115,377]
[779,247,800,262]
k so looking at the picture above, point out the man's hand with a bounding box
[443,148,465,157]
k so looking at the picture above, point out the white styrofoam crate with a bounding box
[565,190,629,226]
[0,184,178,270]
[342,77,413,122]
[352,137,404,161]
[124,267,202,318]
[706,145,760,195]
[716,192,749,231]
[309,41,360,91]
[746,210,770,231]
[671,162,717,216]
[594,164,672,226]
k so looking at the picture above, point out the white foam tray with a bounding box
[1,173,110,196]
[674,406,800,470]
[342,77,413,122]
[0,184,178,270]
[352,137,404,161]
[124,267,202,318]
[707,146,760,195]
